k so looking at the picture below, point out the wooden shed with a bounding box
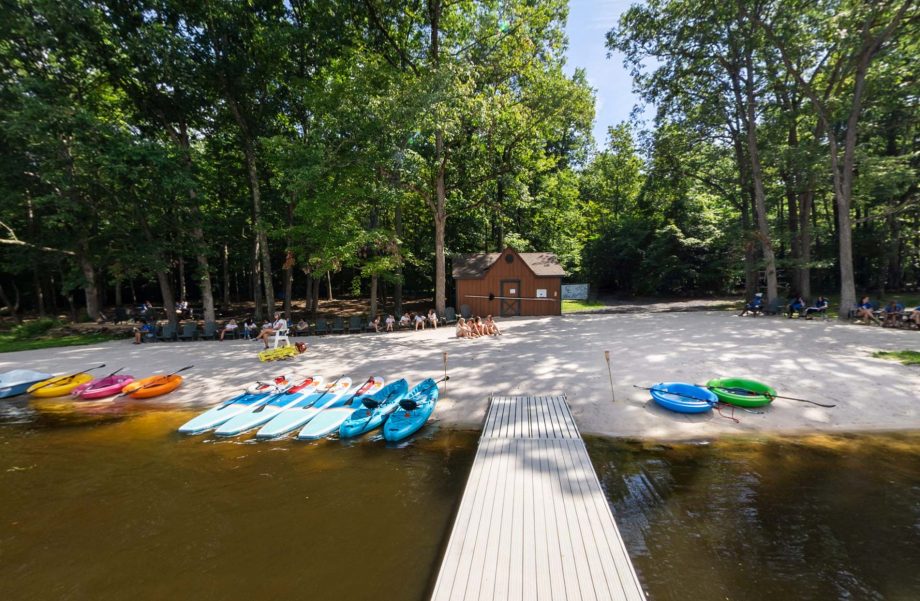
[452,247,565,317]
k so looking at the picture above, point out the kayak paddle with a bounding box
[400,376,450,411]
[699,384,836,408]
[302,375,347,410]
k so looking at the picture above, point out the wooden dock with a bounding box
[431,395,646,601]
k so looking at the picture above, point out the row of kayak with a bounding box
[178,375,442,442]
[647,378,777,414]
[0,367,185,400]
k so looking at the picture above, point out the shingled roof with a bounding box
[451,250,566,279]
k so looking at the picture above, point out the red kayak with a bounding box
[71,375,135,400]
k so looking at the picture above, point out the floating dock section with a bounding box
[431,394,646,601]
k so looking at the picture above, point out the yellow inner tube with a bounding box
[28,373,94,398]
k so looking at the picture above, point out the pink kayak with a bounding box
[71,375,135,400]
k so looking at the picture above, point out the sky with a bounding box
[563,0,645,149]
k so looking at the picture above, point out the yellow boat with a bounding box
[27,373,94,398]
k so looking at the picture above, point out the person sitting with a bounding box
[456,317,474,339]
[255,313,287,349]
[294,319,309,335]
[385,314,395,332]
[484,314,502,335]
[882,300,903,327]
[909,306,920,328]
[787,295,805,318]
[803,297,829,320]
[427,309,439,328]
[855,296,880,324]
[398,313,411,328]
[369,315,381,333]
[133,320,155,344]
[414,312,426,330]
[242,317,256,339]
[219,319,239,341]
[739,293,763,317]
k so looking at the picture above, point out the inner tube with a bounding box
[706,378,776,408]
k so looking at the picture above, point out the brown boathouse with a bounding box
[451,247,565,317]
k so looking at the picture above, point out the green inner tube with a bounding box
[706,378,777,408]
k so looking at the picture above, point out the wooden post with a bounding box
[443,351,448,396]
[604,350,615,402]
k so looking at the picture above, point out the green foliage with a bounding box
[872,351,920,366]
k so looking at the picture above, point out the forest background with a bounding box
[1,0,917,327]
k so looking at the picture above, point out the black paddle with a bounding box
[699,384,836,408]
[399,376,450,411]
[252,376,312,413]
[29,363,106,393]
[116,365,193,398]
[78,367,125,395]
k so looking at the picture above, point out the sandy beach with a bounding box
[2,311,918,440]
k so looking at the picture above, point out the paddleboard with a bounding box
[213,375,323,437]
[297,376,385,439]
[178,378,292,434]
[0,369,53,399]
[254,377,355,440]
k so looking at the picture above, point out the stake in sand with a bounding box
[605,350,615,402]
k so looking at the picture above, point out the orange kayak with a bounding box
[121,375,183,399]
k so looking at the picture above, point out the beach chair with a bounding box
[177,322,198,341]
[114,307,130,324]
[314,318,329,335]
[762,298,784,316]
[331,317,345,334]
[157,323,177,342]
[348,316,363,334]
[200,321,218,341]
[443,307,458,324]
[271,327,291,348]
[460,304,472,319]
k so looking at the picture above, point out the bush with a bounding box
[11,319,59,340]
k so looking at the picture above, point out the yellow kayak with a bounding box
[28,373,94,398]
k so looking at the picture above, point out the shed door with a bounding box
[500,280,521,317]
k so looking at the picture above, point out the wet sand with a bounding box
[2,311,918,439]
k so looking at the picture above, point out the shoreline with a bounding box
[2,311,917,440]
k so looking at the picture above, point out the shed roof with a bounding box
[452,250,566,279]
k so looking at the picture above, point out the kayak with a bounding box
[706,378,776,408]
[121,375,184,399]
[213,375,324,437]
[255,377,354,440]
[649,382,717,414]
[0,369,53,399]
[383,378,440,442]
[339,379,409,438]
[71,375,135,400]
[28,373,94,398]
[297,376,385,440]
[178,378,293,434]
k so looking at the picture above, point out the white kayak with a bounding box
[178,378,293,435]
[297,376,385,440]
[214,375,323,437]
[0,369,54,399]
[255,377,353,439]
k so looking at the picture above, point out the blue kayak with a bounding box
[0,369,53,399]
[649,382,718,414]
[383,378,440,442]
[178,380,292,434]
[339,379,409,438]
[213,375,323,437]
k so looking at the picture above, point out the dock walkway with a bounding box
[431,394,646,601]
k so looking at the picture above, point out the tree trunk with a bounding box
[252,235,263,321]
[177,256,187,302]
[79,255,100,321]
[228,98,274,315]
[326,271,333,301]
[155,268,178,328]
[0,280,21,323]
[283,257,293,319]
[114,278,122,307]
[394,201,403,316]
[222,244,231,307]
[370,275,378,319]
[33,269,46,318]
[311,275,321,316]
[430,0,447,316]
[304,274,314,313]
[798,188,814,300]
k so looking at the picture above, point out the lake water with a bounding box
[2,401,918,600]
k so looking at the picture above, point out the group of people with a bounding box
[855,297,920,327]
[456,315,501,338]
[739,293,829,319]
[366,309,441,332]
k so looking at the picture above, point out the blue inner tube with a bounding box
[650,382,718,414]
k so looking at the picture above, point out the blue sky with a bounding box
[564,0,644,149]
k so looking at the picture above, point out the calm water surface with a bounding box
[587,434,920,601]
[2,400,919,601]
